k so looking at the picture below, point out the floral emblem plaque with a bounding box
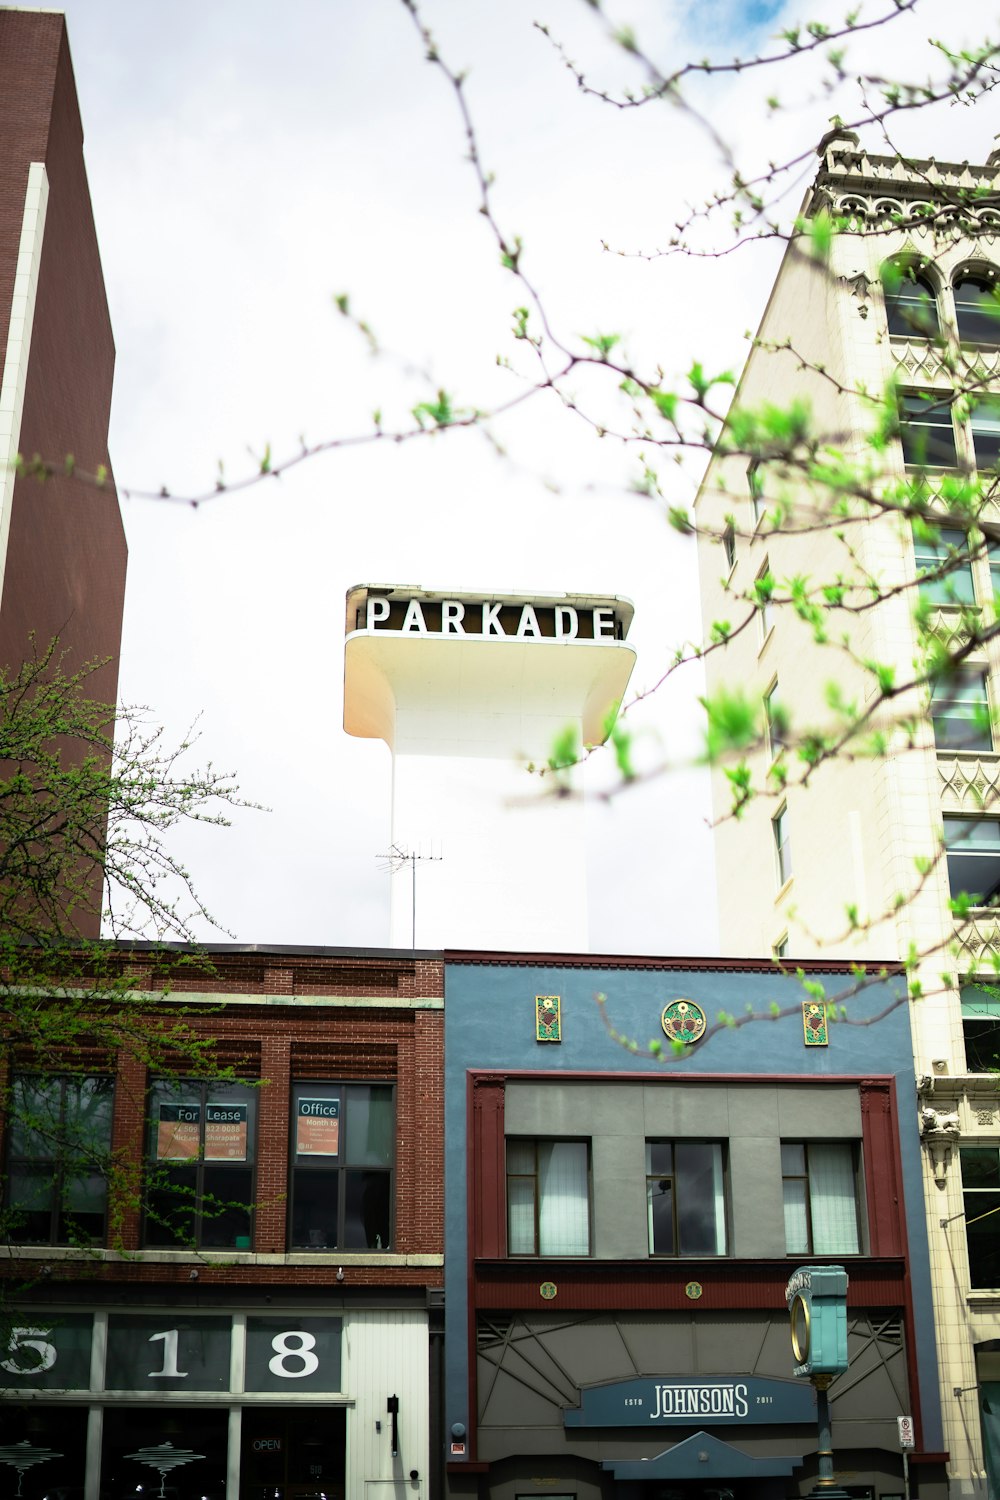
[660,999,707,1046]
[536,995,561,1042]
[802,1001,829,1046]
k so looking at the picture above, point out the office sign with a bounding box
[296,1097,340,1156]
[564,1375,816,1427]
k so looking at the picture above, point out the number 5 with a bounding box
[0,1327,57,1375]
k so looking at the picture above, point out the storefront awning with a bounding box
[601,1431,803,1482]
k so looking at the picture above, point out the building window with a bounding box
[930,668,992,752]
[4,1074,114,1245]
[960,1145,1000,1287]
[646,1141,726,1256]
[912,524,976,606]
[144,1078,257,1249]
[970,399,1000,474]
[781,1142,860,1255]
[961,984,1000,1072]
[954,273,1000,347]
[884,268,938,339]
[765,680,785,758]
[756,559,773,644]
[289,1082,394,1251]
[773,804,792,888]
[507,1139,590,1256]
[899,393,957,470]
[944,815,1000,908]
[748,460,764,526]
[722,521,736,571]
[773,934,789,960]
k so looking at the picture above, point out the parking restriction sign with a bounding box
[897,1414,915,1450]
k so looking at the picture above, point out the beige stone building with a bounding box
[695,132,1000,1498]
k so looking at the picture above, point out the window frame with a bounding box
[953,271,1000,348]
[899,392,958,472]
[756,557,773,647]
[288,1080,395,1253]
[4,1072,115,1247]
[969,398,1000,476]
[747,460,765,528]
[960,1144,1000,1288]
[645,1139,728,1258]
[506,1137,591,1258]
[722,520,736,572]
[943,814,1000,909]
[883,266,939,341]
[764,679,785,759]
[781,1140,862,1257]
[930,667,993,753]
[143,1076,258,1251]
[912,523,977,607]
[773,803,792,889]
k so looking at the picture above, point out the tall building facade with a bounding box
[442,951,945,1499]
[695,133,1000,1496]
[0,10,127,935]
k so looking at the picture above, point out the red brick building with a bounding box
[0,10,127,934]
[0,944,445,1500]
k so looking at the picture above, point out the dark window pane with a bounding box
[955,275,1000,346]
[291,1168,340,1249]
[201,1165,253,1248]
[962,1146,1000,1188]
[900,394,957,469]
[676,1143,725,1255]
[781,1142,805,1174]
[913,525,976,605]
[931,671,992,752]
[971,401,1000,473]
[6,1165,55,1242]
[344,1170,391,1249]
[648,1177,674,1254]
[646,1142,672,1175]
[346,1084,393,1167]
[63,1076,115,1156]
[9,1076,63,1158]
[945,817,1000,905]
[964,1018,1000,1072]
[145,1163,198,1247]
[885,272,938,338]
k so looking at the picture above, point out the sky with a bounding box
[47,0,998,955]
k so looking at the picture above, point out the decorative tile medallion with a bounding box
[802,1001,829,1046]
[660,999,707,1046]
[685,1281,703,1301]
[536,995,561,1042]
[539,1282,557,1301]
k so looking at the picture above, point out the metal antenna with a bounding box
[376,843,443,951]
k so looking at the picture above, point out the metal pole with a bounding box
[807,1375,851,1498]
[902,1448,910,1500]
[412,853,416,953]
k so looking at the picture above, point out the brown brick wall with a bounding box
[2,950,445,1294]
[0,13,127,938]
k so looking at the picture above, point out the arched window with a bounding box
[954,272,1000,346]
[883,267,938,339]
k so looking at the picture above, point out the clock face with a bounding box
[790,1292,811,1365]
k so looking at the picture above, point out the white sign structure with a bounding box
[897,1415,915,1450]
[344,584,637,950]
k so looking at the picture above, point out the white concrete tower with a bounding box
[343,584,636,951]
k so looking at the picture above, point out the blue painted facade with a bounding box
[443,954,944,1498]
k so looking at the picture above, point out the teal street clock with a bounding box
[785,1265,849,1378]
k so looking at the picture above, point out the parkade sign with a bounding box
[363,594,624,641]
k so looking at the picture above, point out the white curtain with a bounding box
[538,1141,589,1255]
[809,1143,859,1254]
